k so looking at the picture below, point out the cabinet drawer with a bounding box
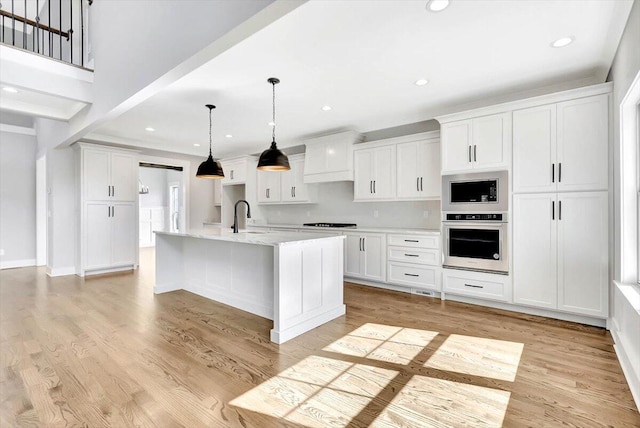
[388,247,440,266]
[388,262,440,290]
[388,234,439,249]
[443,270,510,302]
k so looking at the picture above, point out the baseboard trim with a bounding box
[46,266,76,277]
[611,328,640,410]
[0,259,36,269]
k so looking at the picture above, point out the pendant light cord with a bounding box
[208,105,213,157]
[272,80,276,144]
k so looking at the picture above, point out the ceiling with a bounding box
[85,0,633,158]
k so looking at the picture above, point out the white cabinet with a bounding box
[354,144,396,200]
[221,157,248,185]
[256,155,315,204]
[257,170,282,203]
[304,131,359,183]
[513,94,609,193]
[396,137,441,200]
[387,233,441,291]
[76,143,138,276]
[441,113,510,173]
[344,232,386,282]
[83,147,137,202]
[513,192,608,317]
[213,179,222,206]
[443,269,512,302]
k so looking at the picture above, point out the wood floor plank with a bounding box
[1,249,638,427]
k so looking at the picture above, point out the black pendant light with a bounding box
[196,104,225,179]
[257,77,290,171]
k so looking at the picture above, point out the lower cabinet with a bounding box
[513,191,609,317]
[387,233,441,291]
[344,232,386,282]
[443,268,512,302]
[85,202,136,272]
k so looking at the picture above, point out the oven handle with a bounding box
[443,222,506,228]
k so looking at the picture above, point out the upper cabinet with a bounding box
[513,94,609,193]
[256,154,316,204]
[440,112,511,174]
[354,144,396,200]
[396,136,441,200]
[221,156,250,185]
[304,131,361,183]
[354,131,441,202]
[82,144,137,202]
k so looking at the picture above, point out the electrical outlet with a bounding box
[0,249,4,256]
[373,210,379,218]
[423,210,429,219]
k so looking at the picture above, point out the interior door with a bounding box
[557,191,608,317]
[512,193,558,309]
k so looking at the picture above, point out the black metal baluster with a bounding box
[35,0,39,53]
[1,16,4,43]
[80,0,83,66]
[11,0,14,45]
[23,0,25,49]
[48,0,51,56]
[58,0,61,60]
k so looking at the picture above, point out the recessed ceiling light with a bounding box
[268,121,275,127]
[551,36,574,48]
[322,105,332,111]
[426,0,450,12]
[2,87,18,93]
[145,127,155,132]
[415,79,429,86]
[225,134,233,138]
[193,143,200,147]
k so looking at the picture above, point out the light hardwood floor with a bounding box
[1,248,638,427]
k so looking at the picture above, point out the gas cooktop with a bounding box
[303,223,357,228]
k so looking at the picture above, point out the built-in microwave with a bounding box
[442,171,508,213]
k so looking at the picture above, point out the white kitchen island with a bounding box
[154,229,346,344]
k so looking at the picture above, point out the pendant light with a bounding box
[257,77,290,171]
[196,104,225,179]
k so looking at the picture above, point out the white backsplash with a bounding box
[259,181,441,229]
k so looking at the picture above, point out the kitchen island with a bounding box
[154,229,346,344]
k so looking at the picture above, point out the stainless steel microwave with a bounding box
[442,171,508,213]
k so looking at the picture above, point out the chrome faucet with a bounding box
[233,200,251,233]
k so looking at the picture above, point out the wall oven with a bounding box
[443,213,508,274]
[442,170,508,212]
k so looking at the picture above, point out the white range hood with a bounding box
[303,130,362,183]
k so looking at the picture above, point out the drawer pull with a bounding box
[404,254,419,257]
[404,239,419,243]
[464,283,484,289]
[404,273,419,277]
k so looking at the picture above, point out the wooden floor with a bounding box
[1,249,638,427]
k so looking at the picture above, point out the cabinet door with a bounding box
[213,179,222,205]
[111,203,137,267]
[513,104,557,193]
[257,170,281,203]
[473,113,510,169]
[110,153,137,202]
[556,94,609,192]
[344,234,363,277]
[84,149,111,201]
[290,157,309,201]
[420,139,441,198]
[513,194,558,309]
[396,141,421,198]
[85,202,112,270]
[222,160,246,184]
[372,145,396,199]
[362,233,386,282]
[280,165,295,202]
[441,120,472,173]
[557,192,608,317]
[354,150,375,200]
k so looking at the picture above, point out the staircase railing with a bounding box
[0,0,92,69]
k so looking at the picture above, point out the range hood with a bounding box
[303,130,362,184]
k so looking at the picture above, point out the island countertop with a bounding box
[155,228,345,247]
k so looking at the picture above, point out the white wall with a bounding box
[261,181,441,229]
[189,160,220,226]
[0,131,37,268]
[139,167,168,208]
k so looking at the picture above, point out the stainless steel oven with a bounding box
[442,170,508,212]
[443,213,508,274]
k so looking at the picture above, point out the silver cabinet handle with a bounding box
[404,239,419,243]
[464,283,483,289]
[468,146,472,162]
[417,177,420,192]
[373,181,376,194]
[293,186,296,198]
[108,206,110,217]
[108,185,110,197]
[558,163,562,182]
[404,273,419,277]
[404,254,419,257]
[552,200,555,220]
[370,181,373,194]
[362,237,365,251]
[552,163,555,183]
[474,145,477,162]
[559,200,562,220]
[112,206,114,217]
[420,177,423,191]
[112,186,114,197]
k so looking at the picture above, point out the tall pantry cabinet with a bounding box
[75,143,139,276]
[512,90,610,318]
